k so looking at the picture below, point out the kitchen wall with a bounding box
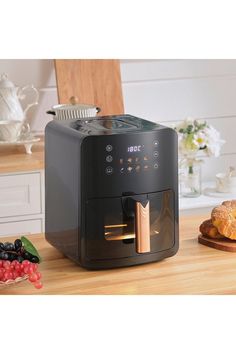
[0,60,57,132]
[121,60,236,182]
[0,59,235,182]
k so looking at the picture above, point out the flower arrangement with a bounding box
[175,118,225,158]
[174,118,225,197]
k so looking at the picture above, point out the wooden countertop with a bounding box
[0,138,44,174]
[1,214,236,295]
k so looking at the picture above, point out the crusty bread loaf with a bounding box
[199,219,224,239]
[211,200,236,240]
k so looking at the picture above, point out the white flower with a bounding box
[174,118,225,158]
[204,125,225,157]
[193,131,207,149]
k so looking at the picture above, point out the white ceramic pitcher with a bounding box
[0,73,39,122]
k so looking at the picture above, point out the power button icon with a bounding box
[106,145,113,152]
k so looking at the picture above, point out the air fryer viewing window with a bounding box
[85,190,175,260]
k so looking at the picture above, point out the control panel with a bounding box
[104,139,159,175]
[82,125,177,198]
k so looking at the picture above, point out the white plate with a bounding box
[203,187,236,198]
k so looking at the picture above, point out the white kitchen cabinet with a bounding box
[0,219,43,237]
[0,170,44,237]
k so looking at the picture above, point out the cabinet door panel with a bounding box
[0,173,41,218]
[0,219,42,237]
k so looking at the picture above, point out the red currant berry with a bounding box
[3,261,11,269]
[28,266,34,275]
[31,263,38,272]
[34,281,43,289]
[22,260,30,266]
[15,264,21,272]
[11,260,19,267]
[29,273,38,282]
[12,270,19,280]
[23,266,29,274]
[35,271,41,280]
[4,270,13,280]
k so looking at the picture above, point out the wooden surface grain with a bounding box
[0,139,44,173]
[54,59,124,115]
[1,214,236,295]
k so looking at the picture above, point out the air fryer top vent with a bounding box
[69,115,161,135]
[74,117,139,134]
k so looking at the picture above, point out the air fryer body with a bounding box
[45,115,179,269]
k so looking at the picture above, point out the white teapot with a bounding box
[0,73,39,122]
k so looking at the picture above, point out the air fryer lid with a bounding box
[70,114,160,135]
[74,117,139,132]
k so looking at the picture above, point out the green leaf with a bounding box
[21,236,41,263]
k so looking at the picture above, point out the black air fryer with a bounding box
[45,114,179,269]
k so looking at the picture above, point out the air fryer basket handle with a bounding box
[135,200,151,253]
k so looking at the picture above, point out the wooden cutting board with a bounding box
[54,59,124,116]
[198,234,236,252]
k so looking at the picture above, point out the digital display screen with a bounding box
[127,145,142,153]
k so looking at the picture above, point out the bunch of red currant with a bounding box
[0,259,43,289]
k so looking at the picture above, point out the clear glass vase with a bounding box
[179,157,202,197]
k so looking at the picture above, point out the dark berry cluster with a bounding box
[0,239,39,263]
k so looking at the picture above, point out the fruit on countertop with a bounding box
[0,237,41,263]
[0,259,43,289]
[0,236,43,290]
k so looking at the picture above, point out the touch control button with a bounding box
[153,151,159,158]
[153,140,159,147]
[105,166,113,175]
[106,155,113,162]
[106,144,113,152]
[154,163,158,169]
